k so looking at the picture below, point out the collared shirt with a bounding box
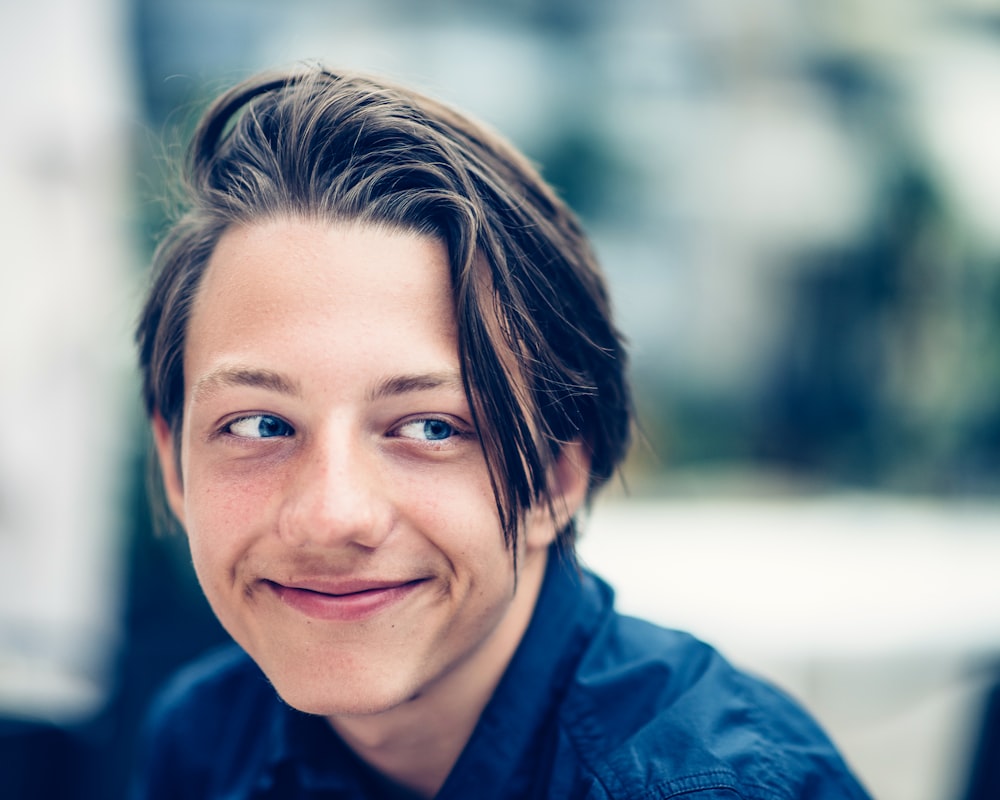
[131,551,872,799]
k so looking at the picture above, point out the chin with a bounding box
[240,634,437,719]
[270,671,419,719]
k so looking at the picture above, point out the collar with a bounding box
[435,548,611,800]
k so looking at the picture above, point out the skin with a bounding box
[152,218,590,797]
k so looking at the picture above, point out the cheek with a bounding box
[182,464,283,568]
[186,456,286,521]
[402,474,518,599]
[398,465,499,539]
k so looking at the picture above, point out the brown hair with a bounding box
[136,65,632,555]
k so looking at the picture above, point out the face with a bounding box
[153,219,587,720]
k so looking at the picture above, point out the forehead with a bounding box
[199,218,452,309]
[182,218,460,392]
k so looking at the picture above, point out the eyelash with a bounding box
[393,417,469,443]
[222,414,294,440]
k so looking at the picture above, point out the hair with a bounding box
[136,64,632,556]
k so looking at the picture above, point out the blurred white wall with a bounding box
[0,0,134,724]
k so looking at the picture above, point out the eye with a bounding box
[225,414,294,439]
[395,418,459,442]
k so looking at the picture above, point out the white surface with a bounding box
[580,494,1000,660]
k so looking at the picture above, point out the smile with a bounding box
[266,578,427,622]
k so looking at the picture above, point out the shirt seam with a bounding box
[648,772,788,799]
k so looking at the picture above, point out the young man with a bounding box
[133,66,872,799]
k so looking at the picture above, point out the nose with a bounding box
[277,427,392,550]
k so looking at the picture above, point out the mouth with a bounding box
[265,578,428,622]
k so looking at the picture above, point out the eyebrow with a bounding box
[191,366,302,404]
[190,366,464,404]
[366,371,465,402]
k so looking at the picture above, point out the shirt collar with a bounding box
[435,547,612,800]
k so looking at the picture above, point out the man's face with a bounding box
[153,219,586,719]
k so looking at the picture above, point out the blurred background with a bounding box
[3,0,1000,797]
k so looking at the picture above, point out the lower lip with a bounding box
[268,580,425,622]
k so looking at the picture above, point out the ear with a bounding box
[151,412,186,526]
[524,440,591,551]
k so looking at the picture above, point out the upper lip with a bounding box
[267,577,424,596]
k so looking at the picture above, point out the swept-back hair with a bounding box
[136,65,632,555]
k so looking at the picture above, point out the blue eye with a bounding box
[397,418,457,442]
[421,419,454,441]
[226,414,294,439]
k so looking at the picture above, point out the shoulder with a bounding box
[150,643,270,713]
[143,643,275,746]
[130,644,279,800]
[560,612,871,800]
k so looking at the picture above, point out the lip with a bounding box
[266,578,427,622]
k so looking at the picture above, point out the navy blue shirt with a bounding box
[131,551,872,799]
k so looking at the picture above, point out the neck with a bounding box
[327,548,550,798]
